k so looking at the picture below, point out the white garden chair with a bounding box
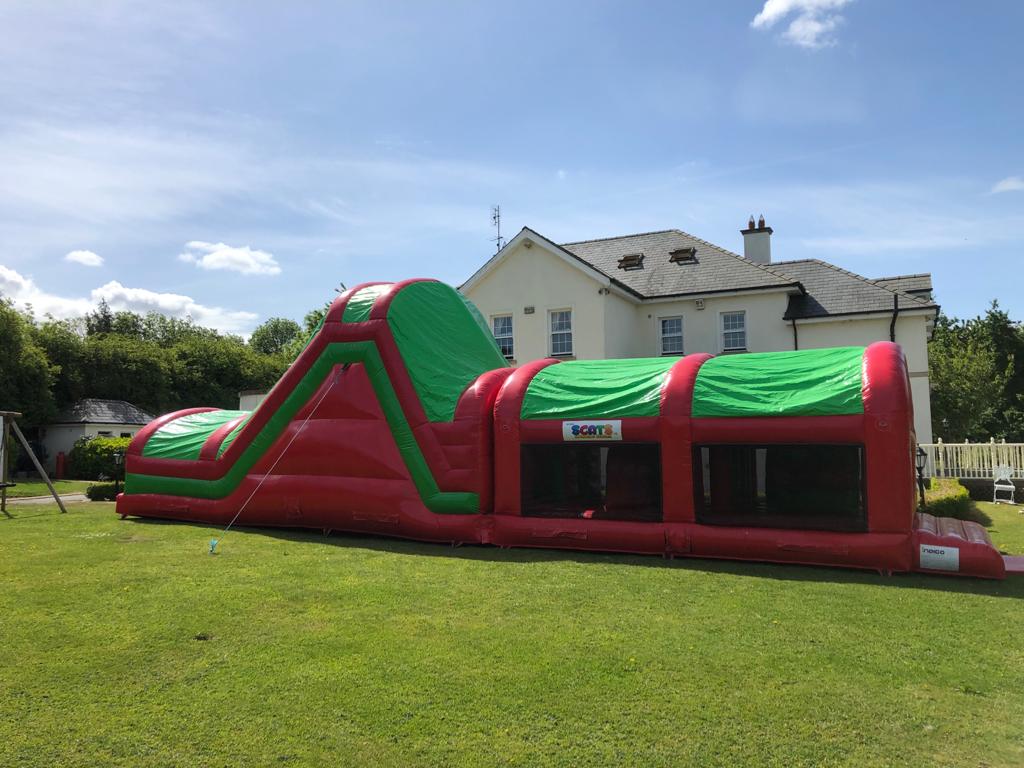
[993,464,1016,506]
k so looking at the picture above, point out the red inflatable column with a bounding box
[862,341,916,536]
[659,353,712,523]
[492,359,560,517]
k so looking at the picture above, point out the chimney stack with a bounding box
[741,213,773,264]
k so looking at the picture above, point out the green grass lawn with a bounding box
[972,501,1024,555]
[1,503,1023,767]
[3,479,92,498]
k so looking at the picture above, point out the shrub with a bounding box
[69,436,131,481]
[85,482,119,501]
[923,478,972,519]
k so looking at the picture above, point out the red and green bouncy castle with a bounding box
[117,279,1019,579]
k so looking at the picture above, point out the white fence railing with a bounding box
[919,440,1024,479]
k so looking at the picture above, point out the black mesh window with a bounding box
[693,444,866,531]
[521,443,662,522]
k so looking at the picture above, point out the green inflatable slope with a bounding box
[126,281,510,513]
[386,281,510,422]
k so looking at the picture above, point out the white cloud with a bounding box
[64,249,104,267]
[178,241,281,276]
[751,0,853,49]
[0,264,256,333]
[991,176,1024,194]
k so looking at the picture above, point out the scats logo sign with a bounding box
[562,420,622,441]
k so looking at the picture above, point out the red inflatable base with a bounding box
[117,495,1009,579]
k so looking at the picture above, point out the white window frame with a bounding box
[659,315,684,356]
[720,310,747,352]
[491,313,514,360]
[548,308,574,357]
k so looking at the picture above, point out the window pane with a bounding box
[723,312,745,330]
[724,331,745,350]
[660,316,683,355]
[492,315,513,358]
[551,310,573,355]
[551,310,572,332]
[722,312,746,349]
[693,444,866,532]
[662,337,683,354]
[522,443,662,522]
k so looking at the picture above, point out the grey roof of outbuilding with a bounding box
[52,399,154,425]
[560,229,801,298]
[775,260,937,320]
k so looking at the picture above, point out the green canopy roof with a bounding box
[519,347,866,422]
[142,409,248,460]
[691,346,865,418]
[520,357,677,420]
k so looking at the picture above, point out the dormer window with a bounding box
[617,252,645,270]
[669,247,697,264]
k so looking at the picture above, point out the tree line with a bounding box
[1,292,1021,443]
[928,302,1023,442]
[0,297,328,427]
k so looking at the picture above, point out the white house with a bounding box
[40,398,153,473]
[461,218,938,442]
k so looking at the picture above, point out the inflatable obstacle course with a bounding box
[117,279,1019,579]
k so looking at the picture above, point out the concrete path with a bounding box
[5,493,88,506]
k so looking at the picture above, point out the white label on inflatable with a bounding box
[562,420,623,441]
[919,544,960,571]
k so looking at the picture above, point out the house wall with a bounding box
[636,291,793,357]
[239,392,267,411]
[464,240,934,442]
[603,292,640,359]
[465,242,608,362]
[40,423,146,473]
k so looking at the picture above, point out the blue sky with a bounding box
[1,0,1021,333]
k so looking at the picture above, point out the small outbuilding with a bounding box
[40,399,154,473]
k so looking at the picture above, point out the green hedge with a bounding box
[69,436,131,481]
[85,482,119,501]
[923,478,972,519]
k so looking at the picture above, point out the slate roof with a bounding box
[466,226,938,322]
[560,229,801,299]
[872,273,933,296]
[53,399,154,425]
[774,260,937,320]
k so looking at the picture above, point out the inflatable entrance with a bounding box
[116,279,1019,579]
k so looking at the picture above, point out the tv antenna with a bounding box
[491,205,505,253]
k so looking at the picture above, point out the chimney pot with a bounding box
[748,215,755,230]
[758,214,766,230]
